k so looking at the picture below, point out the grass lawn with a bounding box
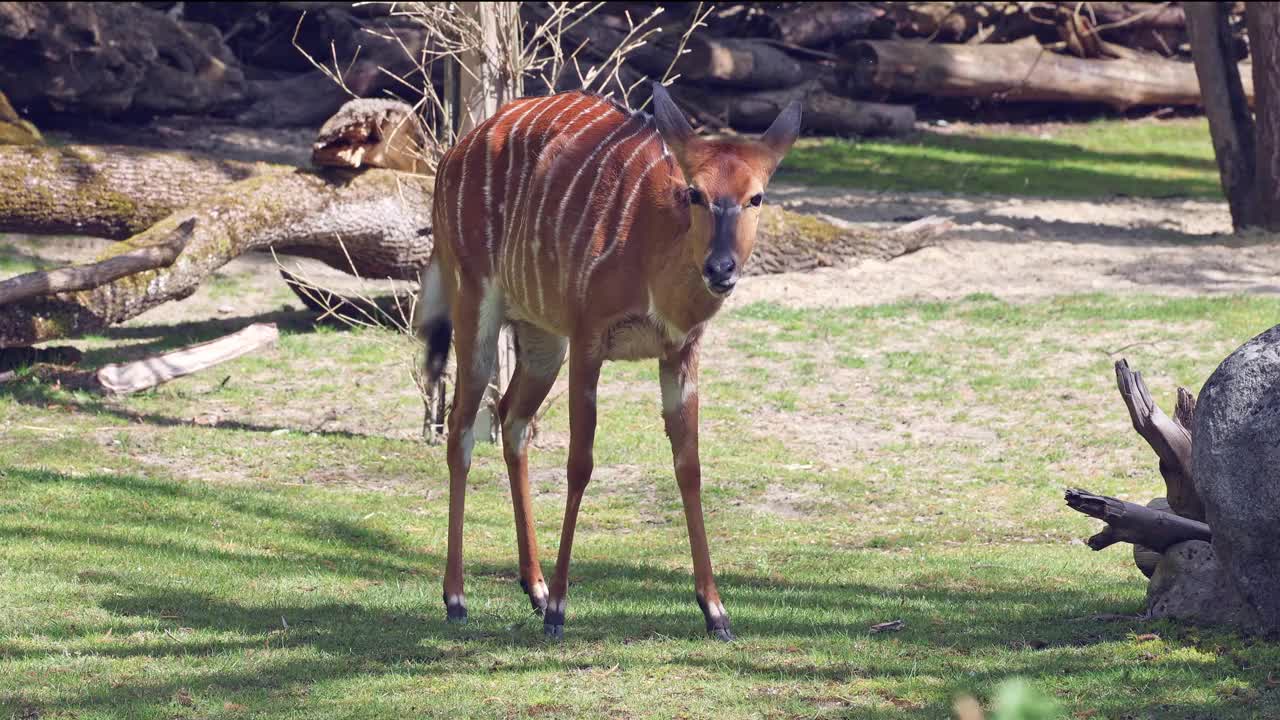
[778,118,1221,199]
[4,281,1280,718]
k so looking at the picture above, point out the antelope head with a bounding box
[651,82,801,298]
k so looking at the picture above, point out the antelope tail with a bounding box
[412,258,452,384]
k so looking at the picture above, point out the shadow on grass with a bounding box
[5,466,1244,718]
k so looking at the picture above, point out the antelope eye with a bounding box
[749,193,764,207]
[687,187,706,206]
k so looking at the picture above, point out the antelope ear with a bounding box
[761,100,802,161]
[651,81,694,153]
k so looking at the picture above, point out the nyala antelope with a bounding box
[413,82,800,640]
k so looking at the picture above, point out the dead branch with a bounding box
[1115,359,1204,521]
[97,322,279,394]
[1065,488,1211,551]
[0,220,194,306]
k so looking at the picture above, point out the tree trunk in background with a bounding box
[1187,2,1259,230]
[1247,3,1280,230]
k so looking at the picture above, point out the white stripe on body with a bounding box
[498,95,561,288]
[574,129,661,302]
[553,115,649,301]
[524,96,611,320]
[580,149,669,302]
[560,116,655,302]
[502,96,564,302]
[514,94,593,316]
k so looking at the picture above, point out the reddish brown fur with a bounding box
[421,88,798,639]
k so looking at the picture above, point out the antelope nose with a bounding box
[703,256,737,294]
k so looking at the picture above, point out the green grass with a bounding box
[4,292,1280,718]
[778,119,1220,198]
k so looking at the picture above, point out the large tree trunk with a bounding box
[0,168,432,348]
[679,37,808,90]
[0,144,266,239]
[844,38,1254,111]
[1186,2,1260,230]
[1246,3,1280,230]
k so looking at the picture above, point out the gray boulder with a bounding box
[1146,541,1260,629]
[1192,324,1280,633]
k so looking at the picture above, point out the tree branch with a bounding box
[1114,359,1204,521]
[0,219,194,306]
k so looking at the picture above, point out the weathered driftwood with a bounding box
[0,144,266,239]
[97,322,279,394]
[1065,489,1212,552]
[1114,359,1204,521]
[675,81,915,137]
[0,2,246,118]
[843,38,1255,110]
[0,168,432,347]
[0,220,194,306]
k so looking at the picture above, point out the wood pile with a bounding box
[0,2,1252,139]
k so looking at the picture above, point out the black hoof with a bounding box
[543,606,565,640]
[444,594,468,624]
[696,592,733,641]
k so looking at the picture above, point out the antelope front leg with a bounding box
[543,345,602,640]
[660,348,733,641]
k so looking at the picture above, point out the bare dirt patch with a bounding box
[740,185,1280,309]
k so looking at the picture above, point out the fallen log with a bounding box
[759,2,889,48]
[1065,488,1212,552]
[0,167,432,347]
[0,144,267,239]
[679,36,808,90]
[97,322,279,394]
[675,81,915,138]
[0,220,194,306]
[1114,359,1204,521]
[842,38,1254,110]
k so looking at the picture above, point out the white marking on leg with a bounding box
[529,579,548,602]
[458,426,476,469]
[447,593,466,607]
[706,601,726,619]
[548,596,566,614]
[503,416,530,456]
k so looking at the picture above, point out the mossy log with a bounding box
[0,168,432,347]
[0,144,268,239]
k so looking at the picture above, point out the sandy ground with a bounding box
[735,184,1280,309]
